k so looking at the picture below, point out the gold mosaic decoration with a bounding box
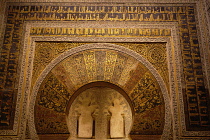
[32,42,89,89]
[115,43,169,92]
[30,27,171,37]
[83,50,97,81]
[32,42,168,92]
[1,3,209,134]
[35,46,165,134]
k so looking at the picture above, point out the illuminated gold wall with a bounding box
[34,43,165,135]
[0,0,210,139]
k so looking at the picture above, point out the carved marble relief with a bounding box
[76,97,97,138]
[109,99,124,138]
[67,87,133,140]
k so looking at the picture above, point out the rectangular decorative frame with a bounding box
[0,1,210,139]
[0,20,204,139]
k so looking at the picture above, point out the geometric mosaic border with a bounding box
[21,21,209,139]
[28,21,210,139]
[0,20,209,140]
[0,0,210,139]
[3,21,177,139]
[0,21,180,140]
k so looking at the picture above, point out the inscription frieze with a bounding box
[30,27,171,37]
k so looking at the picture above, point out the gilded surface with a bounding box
[104,51,118,81]
[6,5,186,21]
[35,48,165,134]
[130,72,164,135]
[83,50,97,81]
[115,43,169,91]
[32,42,88,89]
[30,27,171,37]
[130,72,163,114]
[0,4,209,132]
[33,42,167,93]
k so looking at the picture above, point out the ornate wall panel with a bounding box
[28,42,170,140]
[0,0,210,139]
[34,47,165,136]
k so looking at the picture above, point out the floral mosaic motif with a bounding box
[35,105,69,134]
[130,72,163,114]
[1,3,209,132]
[32,42,88,89]
[129,72,164,134]
[115,42,169,91]
[37,72,70,113]
[131,105,165,135]
[35,47,165,134]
